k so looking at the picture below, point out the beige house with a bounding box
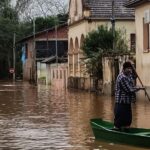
[68,0,136,93]
[126,0,150,92]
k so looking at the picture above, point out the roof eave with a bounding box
[68,16,135,27]
[125,0,150,8]
[87,17,135,21]
[17,23,68,43]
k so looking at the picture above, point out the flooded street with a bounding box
[0,81,150,150]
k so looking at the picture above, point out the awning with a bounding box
[41,56,56,63]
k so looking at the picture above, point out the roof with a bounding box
[41,56,56,63]
[17,23,68,43]
[125,0,150,7]
[83,0,135,19]
[41,56,68,63]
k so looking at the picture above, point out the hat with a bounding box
[123,61,132,69]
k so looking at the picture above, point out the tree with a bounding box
[0,0,11,8]
[15,0,68,21]
[0,1,21,79]
[34,14,68,32]
[0,0,68,79]
[82,25,129,90]
[16,13,68,40]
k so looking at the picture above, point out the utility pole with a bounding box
[111,0,115,51]
[111,0,116,96]
[46,30,49,57]
[13,33,16,82]
[33,17,37,85]
[55,23,58,64]
[55,20,66,65]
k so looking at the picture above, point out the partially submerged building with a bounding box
[126,0,150,94]
[68,0,136,94]
[19,24,68,87]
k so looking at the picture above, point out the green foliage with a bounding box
[85,51,103,79]
[57,13,68,23]
[34,13,68,32]
[0,1,68,80]
[1,7,18,21]
[82,26,113,57]
[0,2,20,79]
[114,29,129,53]
[0,0,11,8]
[35,16,55,31]
[18,13,68,37]
[82,25,129,80]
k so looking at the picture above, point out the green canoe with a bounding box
[90,118,150,148]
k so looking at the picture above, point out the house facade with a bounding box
[19,24,68,86]
[126,0,150,92]
[68,0,136,94]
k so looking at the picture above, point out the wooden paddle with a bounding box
[131,64,150,101]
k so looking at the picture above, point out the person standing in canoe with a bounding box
[114,61,144,130]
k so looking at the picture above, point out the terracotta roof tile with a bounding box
[83,0,135,19]
[125,0,150,7]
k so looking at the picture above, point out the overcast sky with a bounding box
[11,0,69,6]
[11,0,16,6]
[11,0,69,20]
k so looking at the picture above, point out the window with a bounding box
[25,44,28,59]
[130,34,136,52]
[36,41,68,58]
[74,0,77,16]
[143,18,150,52]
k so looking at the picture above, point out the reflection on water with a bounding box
[0,82,149,150]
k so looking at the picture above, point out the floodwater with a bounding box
[0,81,150,150]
